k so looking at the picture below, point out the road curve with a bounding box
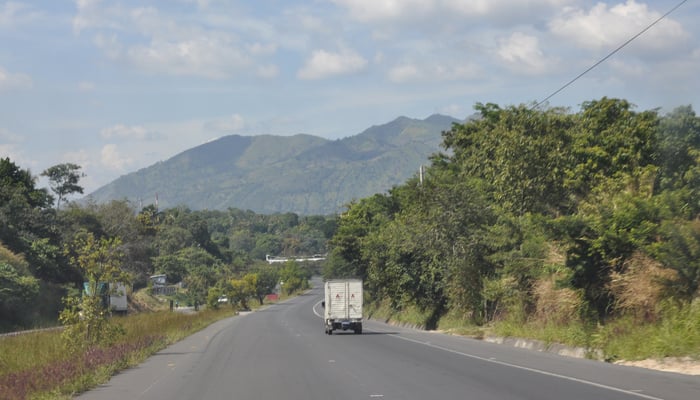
[76,283,700,400]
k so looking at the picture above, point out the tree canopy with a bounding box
[326,98,700,327]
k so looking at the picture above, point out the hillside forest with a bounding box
[2,97,699,351]
[0,161,334,331]
[325,98,700,343]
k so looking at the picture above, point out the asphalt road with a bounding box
[76,283,700,400]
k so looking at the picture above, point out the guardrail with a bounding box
[0,326,63,338]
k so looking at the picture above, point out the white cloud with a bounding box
[73,0,123,34]
[0,144,34,171]
[101,144,133,171]
[0,2,43,28]
[60,149,92,170]
[78,81,95,91]
[388,64,420,83]
[0,2,25,27]
[608,58,647,79]
[388,62,479,83]
[330,0,434,22]
[298,48,368,80]
[294,13,329,33]
[438,103,466,117]
[0,127,23,143]
[0,143,17,156]
[206,114,246,133]
[126,35,251,79]
[497,32,555,75]
[256,64,279,79]
[79,3,260,79]
[248,42,277,55]
[100,124,152,140]
[0,66,32,90]
[550,0,687,52]
[332,0,572,25]
[433,64,480,81]
[93,33,123,59]
[443,0,570,17]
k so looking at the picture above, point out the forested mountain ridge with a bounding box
[86,114,461,215]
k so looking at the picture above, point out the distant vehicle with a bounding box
[109,282,128,315]
[218,295,228,304]
[323,279,363,334]
[83,281,128,315]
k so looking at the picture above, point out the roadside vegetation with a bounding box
[0,158,333,334]
[0,281,315,400]
[0,299,234,399]
[0,153,321,398]
[326,98,700,362]
[2,96,699,398]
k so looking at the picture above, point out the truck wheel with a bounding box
[354,324,362,334]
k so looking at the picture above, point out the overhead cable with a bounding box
[533,0,689,110]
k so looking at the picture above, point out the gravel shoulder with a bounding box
[616,358,700,375]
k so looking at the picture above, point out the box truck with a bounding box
[83,281,128,315]
[324,279,363,334]
[109,282,128,315]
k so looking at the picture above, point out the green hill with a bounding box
[86,114,460,214]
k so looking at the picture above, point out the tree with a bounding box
[0,157,54,253]
[325,194,397,280]
[0,158,68,286]
[647,219,700,302]
[565,98,658,202]
[279,261,310,295]
[41,163,85,210]
[152,253,188,284]
[0,244,39,330]
[250,264,279,305]
[228,277,253,310]
[442,103,574,216]
[59,230,130,348]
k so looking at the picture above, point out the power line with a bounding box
[533,0,689,110]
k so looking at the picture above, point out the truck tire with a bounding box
[354,324,362,334]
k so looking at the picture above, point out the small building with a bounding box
[149,274,175,295]
[149,274,167,287]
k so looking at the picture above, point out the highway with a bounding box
[76,282,700,400]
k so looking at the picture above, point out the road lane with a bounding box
[76,283,700,400]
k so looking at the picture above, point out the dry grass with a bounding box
[533,277,584,325]
[608,252,678,322]
[0,307,236,399]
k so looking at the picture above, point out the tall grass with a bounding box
[594,300,700,361]
[0,308,236,400]
[490,318,594,349]
[365,299,433,329]
[428,299,700,362]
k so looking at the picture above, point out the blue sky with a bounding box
[1,0,698,195]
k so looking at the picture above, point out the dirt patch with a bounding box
[616,357,700,375]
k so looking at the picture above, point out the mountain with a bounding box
[86,114,461,215]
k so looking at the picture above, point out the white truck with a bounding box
[323,279,363,334]
[109,282,128,315]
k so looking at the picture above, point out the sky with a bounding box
[0,0,698,195]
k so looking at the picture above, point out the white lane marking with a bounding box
[370,327,664,400]
[309,299,661,399]
[313,300,324,318]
